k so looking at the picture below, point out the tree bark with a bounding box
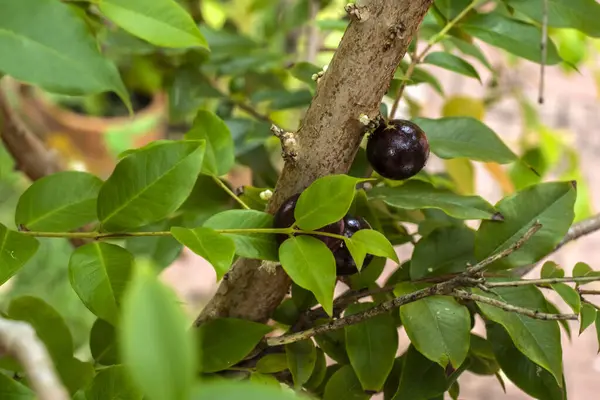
[194,0,434,325]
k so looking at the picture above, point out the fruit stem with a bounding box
[388,0,481,119]
[211,175,251,210]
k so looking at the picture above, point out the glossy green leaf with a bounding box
[204,210,278,261]
[345,239,367,271]
[368,181,498,220]
[323,365,370,400]
[15,171,102,232]
[249,372,280,387]
[506,0,600,37]
[68,242,134,326]
[314,326,349,364]
[466,334,499,375]
[349,229,399,263]
[256,353,288,374]
[435,0,472,20]
[125,220,183,270]
[580,303,597,334]
[423,52,481,82]
[98,140,205,231]
[345,302,398,391]
[185,110,235,176]
[552,283,580,314]
[98,0,208,49]
[412,117,517,163]
[178,174,232,214]
[393,345,448,400]
[0,0,129,104]
[541,261,565,278]
[395,283,470,368]
[475,181,576,270]
[120,261,196,400]
[411,226,475,279]
[197,318,271,373]
[0,371,34,398]
[8,296,73,362]
[382,357,403,400]
[473,285,562,384]
[84,365,143,400]
[295,175,364,231]
[487,322,566,400]
[279,236,336,316]
[448,37,494,71]
[89,318,119,366]
[171,226,235,280]
[461,12,561,64]
[191,381,302,400]
[573,261,595,277]
[57,357,95,395]
[305,348,327,390]
[0,223,40,286]
[290,61,320,87]
[286,339,316,388]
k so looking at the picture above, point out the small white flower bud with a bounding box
[259,189,273,201]
[359,114,371,126]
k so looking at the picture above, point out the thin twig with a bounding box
[539,0,548,104]
[266,223,542,345]
[211,175,250,210]
[0,317,68,400]
[487,276,600,288]
[453,290,577,321]
[581,298,600,311]
[579,290,600,296]
[388,0,480,118]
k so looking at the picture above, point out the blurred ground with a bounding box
[161,46,600,398]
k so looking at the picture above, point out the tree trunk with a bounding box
[194,0,434,325]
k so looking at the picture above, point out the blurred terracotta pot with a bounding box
[14,83,167,178]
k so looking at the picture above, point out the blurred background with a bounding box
[0,0,599,398]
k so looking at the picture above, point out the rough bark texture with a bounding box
[194,0,434,325]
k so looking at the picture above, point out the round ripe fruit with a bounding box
[366,119,430,180]
[273,193,344,250]
[334,214,374,276]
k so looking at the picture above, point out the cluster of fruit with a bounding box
[274,118,430,276]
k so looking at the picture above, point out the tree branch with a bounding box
[452,290,577,321]
[194,0,436,326]
[0,317,68,400]
[487,276,600,288]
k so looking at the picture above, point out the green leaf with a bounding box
[68,242,134,326]
[473,285,563,384]
[448,37,493,71]
[368,181,498,220]
[412,117,517,163]
[295,175,364,230]
[395,283,470,368]
[185,111,235,176]
[466,334,499,376]
[89,318,119,366]
[393,345,448,400]
[573,261,594,277]
[286,340,316,388]
[57,357,95,395]
[290,61,320,87]
[506,0,600,37]
[120,260,196,400]
[423,52,481,82]
[345,239,367,271]
[475,181,576,270]
[197,318,271,373]
[249,372,280,387]
[125,220,183,270]
[435,0,472,20]
[551,283,581,314]
[0,0,129,105]
[487,322,566,400]
[191,381,303,400]
[8,296,73,362]
[349,229,399,264]
[411,226,475,279]
[84,365,143,400]
[461,12,561,64]
[98,0,208,49]
[171,226,235,279]
[314,327,349,364]
[541,261,564,278]
[345,302,398,391]
[279,236,336,316]
[98,140,205,231]
[15,171,102,232]
[204,210,278,261]
[0,223,40,286]
[580,303,597,334]
[305,348,327,390]
[0,371,34,399]
[323,365,370,400]
[256,353,288,374]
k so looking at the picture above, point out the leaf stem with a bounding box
[388,0,480,118]
[211,175,251,210]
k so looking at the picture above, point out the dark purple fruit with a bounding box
[273,193,344,250]
[366,119,430,180]
[334,214,374,276]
